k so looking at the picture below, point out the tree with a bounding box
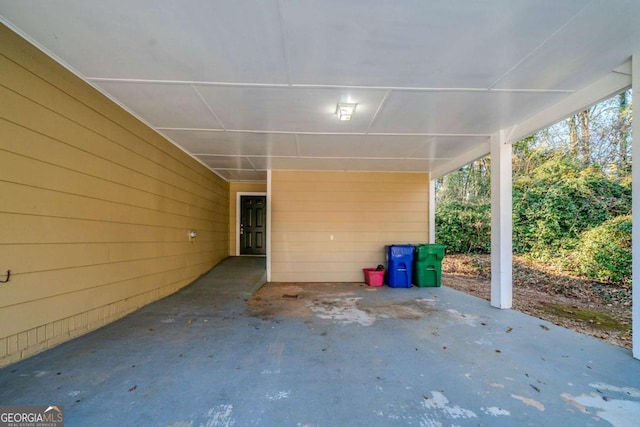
[535,89,632,176]
[614,91,632,175]
[435,90,633,286]
[436,156,490,204]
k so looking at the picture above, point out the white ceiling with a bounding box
[1,0,639,181]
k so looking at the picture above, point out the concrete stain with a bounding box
[589,382,640,398]
[202,404,235,427]
[421,391,478,419]
[249,282,436,324]
[562,382,640,427]
[511,394,545,412]
[307,297,375,326]
[445,309,480,326]
[265,390,290,401]
[482,406,511,416]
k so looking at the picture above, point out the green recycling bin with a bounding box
[413,244,446,287]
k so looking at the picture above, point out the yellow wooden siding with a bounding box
[0,25,229,366]
[270,171,429,282]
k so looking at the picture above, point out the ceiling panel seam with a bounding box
[213,168,267,171]
[294,134,301,158]
[292,84,573,93]
[85,77,573,94]
[275,0,293,85]
[195,154,298,158]
[487,2,591,90]
[87,78,291,88]
[154,128,491,137]
[296,156,447,160]
[195,155,445,160]
[366,89,391,133]
[156,127,225,132]
[191,85,226,131]
[406,141,429,160]
[246,157,258,171]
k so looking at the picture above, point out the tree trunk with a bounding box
[578,110,591,165]
[617,91,630,173]
[568,114,580,159]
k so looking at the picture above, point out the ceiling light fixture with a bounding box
[336,102,357,121]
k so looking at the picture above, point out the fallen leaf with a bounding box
[186,319,192,325]
[128,385,137,392]
[495,349,502,353]
[540,325,550,330]
[530,384,540,393]
[506,327,513,333]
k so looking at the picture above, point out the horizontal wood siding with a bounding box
[0,25,229,366]
[271,171,429,282]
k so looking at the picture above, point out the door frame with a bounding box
[236,192,267,256]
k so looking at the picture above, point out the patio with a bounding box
[1,257,638,426]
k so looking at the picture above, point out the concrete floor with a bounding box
[1,257,639,427]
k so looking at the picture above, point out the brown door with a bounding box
[240,196,266,255]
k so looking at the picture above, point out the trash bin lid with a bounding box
[388,244,415,257]
[416,244,446,254]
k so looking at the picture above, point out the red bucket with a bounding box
[362,268,384,287]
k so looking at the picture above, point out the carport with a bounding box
[1,256,639,426]
[1,0,639,380]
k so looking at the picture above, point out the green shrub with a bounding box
[436,202,490,253]
[563,215,631,285]
[513,165,631,257]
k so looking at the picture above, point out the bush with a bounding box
[436,202,490,253]
[563,215,631,285]
[513,165,631,257]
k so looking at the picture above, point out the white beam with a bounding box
[632,54,639,360]
[490,131,512,309]
[507,64,632,144]
[266,169,272,283]
[429,178,436,244]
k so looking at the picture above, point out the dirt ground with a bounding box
[442,254,633,350]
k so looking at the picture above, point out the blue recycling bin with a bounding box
[386,245,414,288]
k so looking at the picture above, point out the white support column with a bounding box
[632,54,639,359]
[429,178,436,243]
[490,131,512,309]
[266,169,272,283]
